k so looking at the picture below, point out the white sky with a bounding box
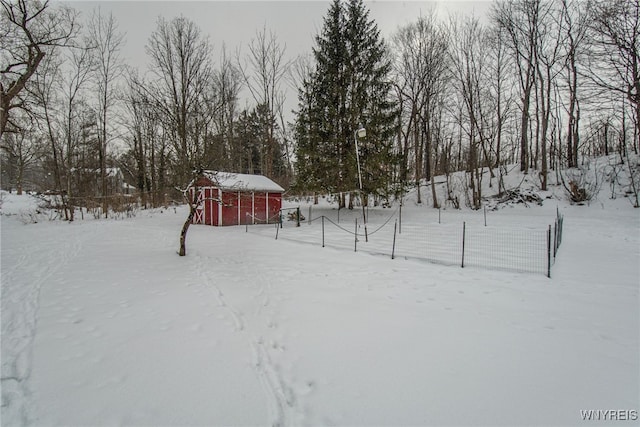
[57,0,493,121]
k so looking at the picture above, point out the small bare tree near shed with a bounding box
[177,170,203,256]
[177,169,222,256]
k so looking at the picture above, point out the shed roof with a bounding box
[202,171,284,192]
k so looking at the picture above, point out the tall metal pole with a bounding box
[354,128,368,242]
[355,130,364,192]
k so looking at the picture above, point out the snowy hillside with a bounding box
[1,163,638,426]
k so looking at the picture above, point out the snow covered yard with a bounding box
[1,191,638,426]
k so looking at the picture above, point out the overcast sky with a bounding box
[58,0,493,120]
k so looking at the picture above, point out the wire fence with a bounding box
[247,205,564,278]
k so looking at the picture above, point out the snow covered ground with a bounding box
[1,179,638,426]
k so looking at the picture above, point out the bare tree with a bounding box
[449,15,495,208]
[486,24,516,194]
[237,26,290,179]
[211,44,242,171]
[0,111,43,193]
[0,0,77,139]
[87,8,124,217]
[122,69,172,208]
[29,47,64,195]
[146,15,214,187]
[178,169,201,256]
[493,0,545,174]
[587,0,640,154]
[60,40,94,219]
[534,1,563,190]
[559,0,588,168]
[392,11,449,206]
[123,72,148,206]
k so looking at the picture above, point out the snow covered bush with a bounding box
[561,161,602,204]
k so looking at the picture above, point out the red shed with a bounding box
[189,171,284,226]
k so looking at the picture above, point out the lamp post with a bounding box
[354,126,368,242]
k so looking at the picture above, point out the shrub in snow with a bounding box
[287,211,305,221]
[561,162,602,204]
[485,188,544,210]
[17,208,55,224]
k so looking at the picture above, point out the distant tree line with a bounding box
[295,0,639,209]
[1,0,638,216]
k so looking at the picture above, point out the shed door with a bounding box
[192,189,205,224]
[204,188,214,225]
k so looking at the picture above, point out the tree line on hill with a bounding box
[1,0,638,218]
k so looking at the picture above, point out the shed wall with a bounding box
[190,185,282,226]
[221,191,237,226]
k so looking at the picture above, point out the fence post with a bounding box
[392,219,398,259]
[558,215,563,248]
[309,205,312,225]
[547,225,552,278]
[438,207,441,224]
[354,218,358,252]
[484,205,487,226]
[296,207,301,227]
[275,221,279,240]
[553,219,558,258]
[399,204,402,234]
[322,216,325,248]
[461,221,466,268]
[364,221,368,243]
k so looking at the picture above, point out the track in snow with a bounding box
[1,222,96,424]
[190,250,308,426]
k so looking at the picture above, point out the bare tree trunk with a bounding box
[178,171,204,256]
[147,16,214,187]
[428,113,439,209]
[414,119,423,204]
[238,26,289,180]
[566,55,578,168]
[179,200,196,256]
[430,147,439,208]
[88,9,124,218]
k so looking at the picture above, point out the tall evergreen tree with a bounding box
[294,0,398,205]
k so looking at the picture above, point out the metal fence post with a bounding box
[547,225,552,278]
[354,218,358,252]
[461,221,466,268]
[309,205,312,225]
[484,205,487,226]
[392,219,398,259]
[558,215,563,248]
[553,219,558,258]
[296,207,301,227]
[399,204,402,234]
[322,216,325,248]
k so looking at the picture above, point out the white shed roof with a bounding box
[203,171,284,192]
